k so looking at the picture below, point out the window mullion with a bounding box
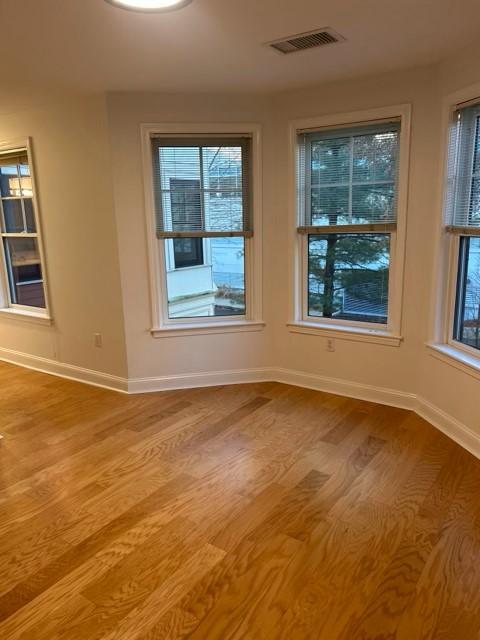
[199,146,206,230]
[348,136,354,224]
[18,163,28,233]
[305,139,312,226]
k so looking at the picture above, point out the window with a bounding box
[454,237,480,350]
[0,144,48,315]
[295,116,404,335]
[444,101,480,354]
[149,133,257,327]
[173,238,204,268]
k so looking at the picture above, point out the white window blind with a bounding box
[151,137,252,238]
[445,101,480,235]
[297,120,401,233]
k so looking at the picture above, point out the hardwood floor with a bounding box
[0,361,479,639]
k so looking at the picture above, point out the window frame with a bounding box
[429,84,480,377]
[141,123,264,338]
[0,137,51,324]
[445,178,480,361]
[288,105,411,346]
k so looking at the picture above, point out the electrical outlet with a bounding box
[94,333,103,348]
[326,338,335,352]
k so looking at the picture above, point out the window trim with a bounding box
[141,123,263,337]
[288,105,411,345]
[431,83,480,367]
[0,137,51,323]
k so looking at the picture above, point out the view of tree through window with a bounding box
[311,131,398,226]
[299,121,400,326]
[308,234,390,323]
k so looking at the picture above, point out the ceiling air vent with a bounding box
[267,28,345,55]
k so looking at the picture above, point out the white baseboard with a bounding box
[127,367,273,393]
[273,367,417,410]
[415,397,480,460]
[0,347,128,393]
[0,350,477,460]
[127,366,416,409]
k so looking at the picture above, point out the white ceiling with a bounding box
[2,0,480,93]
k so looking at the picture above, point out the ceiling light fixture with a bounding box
[105,0,193,12]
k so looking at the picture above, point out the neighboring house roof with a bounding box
[341,282,388,317]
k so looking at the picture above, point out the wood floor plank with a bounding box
[100,543,226,640]
[0,360,479,639]
[0,473,194,623]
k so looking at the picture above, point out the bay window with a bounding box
[445,101,480,355]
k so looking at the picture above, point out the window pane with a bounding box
[2,199,24,232]
[165,237,245,319]
[19,163,33,197]
[168,178,202,231]
[352,132,398,182]
[311,186,349,225]
[204,146,242,191]
[0,164,21,197]
[352,183,396,224]
[203,145,244,233]
[302,124,400,228]
[454,236,480,351]
[311,138,350,185]
[204,191,243,232]
[469,177,480,227]
[3,237,46,308]
[157,144,246,234]
[308,233,390,324]
[473,115,480,174]
[1,198,36,233]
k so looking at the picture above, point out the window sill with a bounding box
[0,308,52,326]
[151,320,266,338]
[287,321,403,346]
[427,343,480,380]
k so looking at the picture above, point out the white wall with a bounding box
[0,89,127,378]
[106,92,275,380]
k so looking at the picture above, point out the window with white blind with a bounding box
[444,101,480,354]
[291,107,410,342]
[0,141,50,320]
[144,126,263,335]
